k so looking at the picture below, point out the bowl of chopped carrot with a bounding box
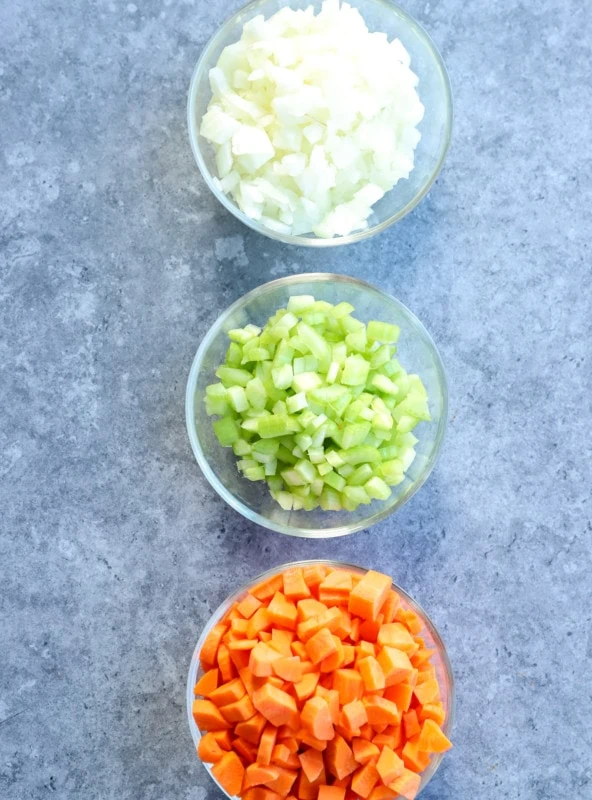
[187,561,454,800]
[186,274,447,537]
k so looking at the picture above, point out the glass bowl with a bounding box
[187,0,452,247]
[187,560,455,798]
[185,274,447,537]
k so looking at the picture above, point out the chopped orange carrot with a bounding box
[283,568,311,601]
[301,696,334,741]
[243,788,282,800]
[232,617,250,637]
[368,786,397,800]
[268,593,298,631]
[395,609,423,636]
[413,679,440,706]
[294,672,320,703]
[325,734,357,780]
[297,598,328,621]
[201,623,227,669]
[318,787,345,800]
[410,648,435,668]
[376,647,414,687]
[388,768,421,800]
[270,629,295,657]
[364,697,401,727]
[234,712,267,745]
[198,732,226,763]
[273,656,305,683]
[341,700,368,733]
[298,748,324,783]
[342,645,355,666]
[348,571,392,622]
[247,608,273,640]
[302,564,328,590]
[334,669,364,706]
[233,736,258,763]
[376,745,404,784]
[267,765,298,796]
[273,743,301,769]
[358,618,382,644]
[379,592,401,624]
[350,617,361,643]
[252,574,285,602]
[237,593,264,620]
[259,631,273,643]
[209,677,246,707]
[376,624,416,655]
[401,736,430,772]
[192,699,230,731]
[358,657,385,692]
[257,723,278,766]
[315,687,339,725]
[220,694,256,723]
[211,750,245,796]
[244,764,281,790]
[320,637,345,673]
[228,639,260,651]
[351,763,379,798]
[250,642,284,677]
[297,607,342,642]
[417,702,445,727]
[383,683,413,713]
[333,610,353,640]
[305,628,338,665]
[253,684,300,728]
[352,737,379,766]
[417,719,452,753]
[194,668,219,697]
[299,729,328,751]
[218,643,236,683]
[402,710,421,740]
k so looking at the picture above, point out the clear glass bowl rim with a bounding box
[185,273,448,538]
[186,0,453,247]
[186,559,456,798]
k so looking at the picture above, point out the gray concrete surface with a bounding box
[1,0,591,798]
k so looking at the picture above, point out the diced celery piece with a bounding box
[320,488,342,511]
[370,344,392,369]
[302,495,319,511]
[295,433,313,452]
[287,392,308,413]
[237,458,257,472]
[339,445,381,465]
[337,463,354,478]
[267,475,283,492]
[292,446,304,459]
[365,476,391,500]
[340,315,365,334]
[205,383,229,416]
[277,444,297,465]
[310,300,334,313]
[233,438,252,456]
[400,447,416,471]
[326,362,339,384]
[274,491,294,510]
[287,295,316,313]
[297,322,331,369]
[258,414,298,438]
[372,374,399,396]
[213,417,239,446]
[228,385,249,413]
[367,320,400,343]
[310,478,324,496]
[301,311,327,326]
[382,360,404,380]
[380,459,405,483]
[294,459,318,483]
[273,340,295,367]
[308,447,325,464]
[378,445,399,460]
[272,363,293,390]
[347,464,374,486]
[325,450,345,468]
[332,342,347,365]
[273,400,287,416]
[311,426,327,448]
[226,342,243,367]
[243,465,266,481]
[264,459,277,476]
[328,392,351,419]
[241,346,270,364]
[324,470,346,492]
[293,355,319,374]
[341,355,370,386]
[292,371,323,393]
[373,428,392,442]
[345,328,367,353]
[245,377,267,410]
[253,439,279,455]
[292,496,304,510]
[253,450,276,464]
[373,412,394,431]
[343,485,371,506]
[397,415,419,434]
[241,418,261,432]
[281,468,306,487]
[358,407,375,422]
[288,336,309,355]
[228,325,261,344]
[331,302,355,319]
[216,366,252,387]
[317,462,333,476]
[397,432,419,448]
[342,422,372,449]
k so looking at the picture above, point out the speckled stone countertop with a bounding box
[1,1,591,798]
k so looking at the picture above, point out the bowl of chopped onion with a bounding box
[186,274,447,536]
[187,0,452,245]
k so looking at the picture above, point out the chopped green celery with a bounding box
[295,433,313,451]
[277,444,297,465]
[372,374,399,396]
[370,344,391,369]
[213,417,240,446]
[358,407,375,422]
[326,362,340,384]
[340,315,365,334]
[398,393,431,422]
[267,476,284,492]
[292,446,304,459]
[228,324,261,344]
[324,470,346,492]
[397,415,420,434]
[288,336,309,355]
[311,426,327,448]
[380,459,405,483]
[287,295,316,313]
[344,398,368,423]
[241,418,261,432]
[373,428,392,442]
[245,377,267,410]
[381,360,404,380]
[309,385,349,406]
[343,485,371,506]
[281,468,306,487]
[320,488,342,511]
[364,432,381,447]
[258,414,299,438]
[407,374,428,398]
[272,364,293,390]
[243,465,266,481]
[397,432,419,447]
[273,340,295,367]
[379,445,399,460]
[273,400,287,416]
[307,413,328,433]
[328,392,351,419]
[252,439,279,455]
[302,495,320,511]
[373,412,394,431]
[323,332,342,343]
[237,458,257,471]
[342,422,372,449]
[341,355,370,386]
[339,445,381,465]
[275,311,298,332]
[294,459,318,483]
[292,496,304,511]
[317,462,333,476]
[264,459,277,476]
[331,301,355,319]
[400,448,416,471]
[216,366,252,387]
[205,384,229,416]
[253,449,276,464]
[292,371,323,393]
[274,490,294,510]
[293,355,319,374]
[367,321,400,343]
[286,392,308,413]
[382,395,397,410]
[308,447,325,464]
[337,463,354,478]
[371,396,388,414]
[345,328,367,353]
[228,385,249,413]
[310,478,324,496]
[301,311,327,326]
[332,342,347,365]
[365,476,392,500]
[325,450,345,468]
[296,322,331,369]
[233,438,251,456]
[225,342,243,367]
[310,300,334,313]
[347,464,374,486]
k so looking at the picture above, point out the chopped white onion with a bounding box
[200,0,424,238]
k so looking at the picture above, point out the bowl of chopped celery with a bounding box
[186,274,447,538]
[187,0,452,245]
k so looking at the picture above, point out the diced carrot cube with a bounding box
[402,710,421,739]
[379,591,401,624]
[294,672,320,703]
[383,682,414,713]
[252,574,284,601]
[253,684,300,728]
[301,696,334,741]
[318,787,345,800]
[250,642,284,677]
[273,743,301,769]
[192,699,230,731]
[358,618,382,644]
[401,736,431,772]
[417,719,452,753]
[342,645,355,666]
[325,734,358,780]
[283,568,312,601]
[244,764,281,790]
[233,736,258,763]
[363,697,401,726]
[211,729,233,750]
[358,657,385,692]
[320,637,345,672]
[417,702,445,727]
[194,668,219,697]
[315,686,339,725]
[297,598,328,622]
[220,693,256,723]
[410,648,435,668]
[200,623,228,669]
[302,564,328,590]
[388,768,421,800]
[377,647,414,687]
[197,732,226,763]
[333,669,364,706]
[270,629,295,657]
[298,748,325,783]
[211,750,245,796]
[305,628,338,665]
[348,571,392,622]
[273,656,305,683]
[352,738,380,766]
[351,763,379,798]
[376,745,405,784]
[413,679,440,706]
[237,593,263,619]
[341,699,368,733]
[247,608,273,640]
[218,643,236,683]
[267,766,298,796]
[257,723,278,766]
[234,712,267,745]
[376,624,417,655]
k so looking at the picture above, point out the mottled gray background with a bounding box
[1,0,591,798]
